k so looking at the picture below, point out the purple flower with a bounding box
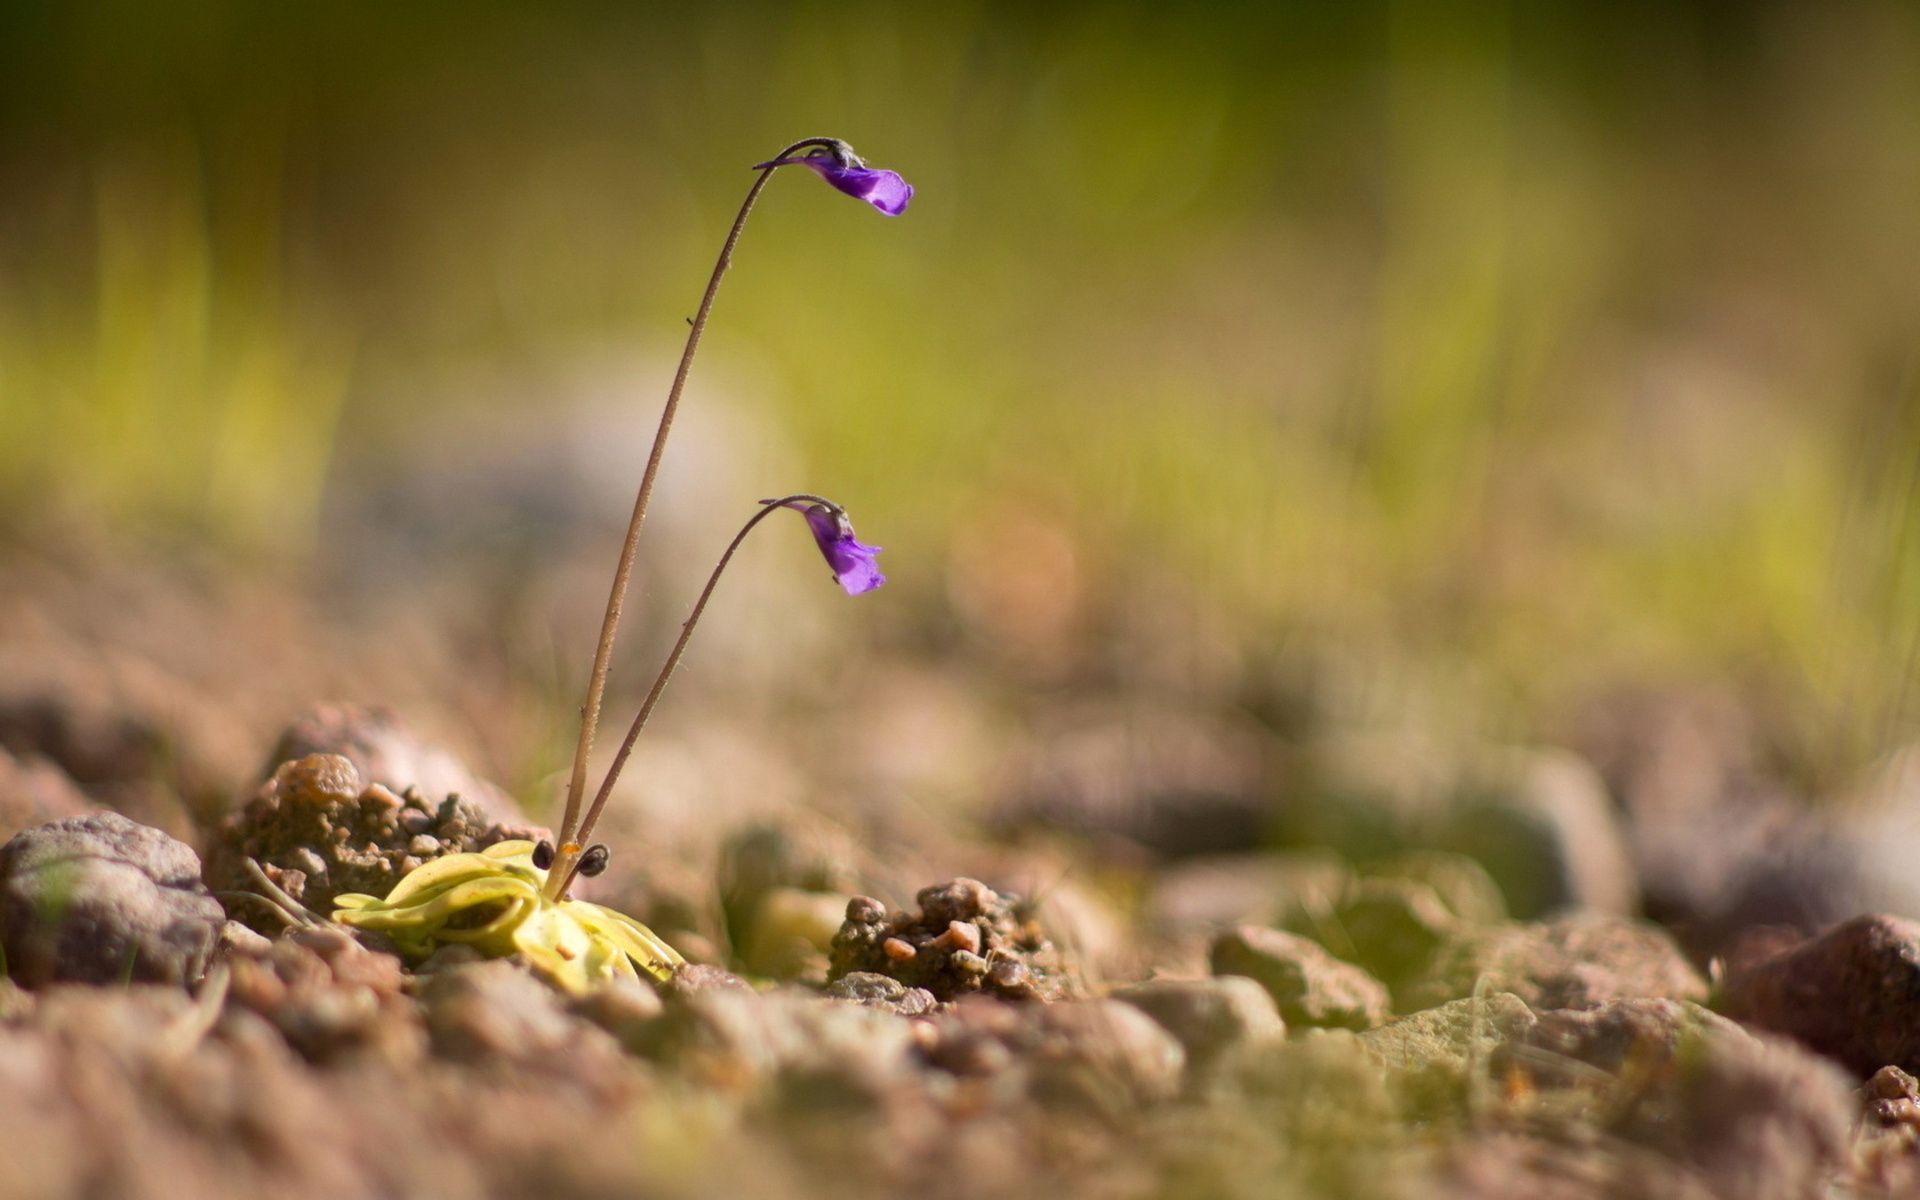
[779,500,886,594]
[755,141,913,216]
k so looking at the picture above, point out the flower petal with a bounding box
[754,153,913,216]
[798,505,886,594]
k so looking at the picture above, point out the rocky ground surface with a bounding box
[6,558,1920,1199]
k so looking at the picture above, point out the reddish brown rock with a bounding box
[1210,925,1392,1030]
[1719,913,1920,1077]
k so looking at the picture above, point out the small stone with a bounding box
[916,878,997,925]
[272,753,362,803]
[217,920,273,959]
[398,809,434,835]
[882,937,918,962]
[988,958,1035,997]
[1210,925,1392,1030]
[823,972,939,1017]
[950,950,989,976]
[823,971,909,1003]
[406,835,440,856]
[1112,976,1286,1069]
[1719,912,1920,1076]
[846,895,887,924]
[0,812,224,987]
[939,920,982,955]
[286,846,326,879]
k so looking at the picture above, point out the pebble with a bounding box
[1210,925,1392,1030]
[0,812,224,987]
[1719,912,1920,1076]
[1112,976,1286,1069]
[938,920,982,955]
[823,972,939,1017]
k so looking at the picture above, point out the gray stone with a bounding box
[0,812,223,987]
[823,971,939,1016]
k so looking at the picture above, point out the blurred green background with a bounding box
[3,0,1919,790]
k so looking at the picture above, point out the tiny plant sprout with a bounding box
[330,139,906,992]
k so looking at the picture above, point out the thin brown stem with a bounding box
[548,140,843,893]
[546,495,829,899]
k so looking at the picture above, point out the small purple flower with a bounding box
[777,499,885,594]
[755,141,913,217]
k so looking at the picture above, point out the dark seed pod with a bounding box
[579,843,611,877]
[532,840,555,870]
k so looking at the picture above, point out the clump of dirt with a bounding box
[204,753,547,932]
[827,877,1078,1001]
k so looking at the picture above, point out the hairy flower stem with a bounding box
[546,495,833,899]
[548,140,848,896]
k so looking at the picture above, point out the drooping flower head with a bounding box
[754,139,913,217]
[773,497,886,594]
